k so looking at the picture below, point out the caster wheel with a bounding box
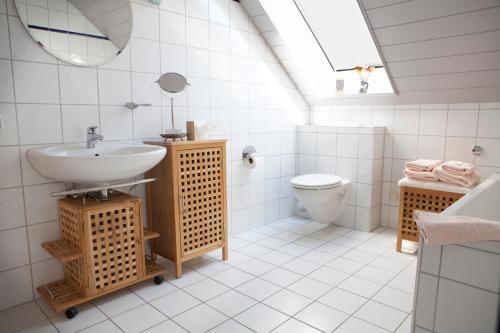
[65,307,78,319]
[154,275,164,285]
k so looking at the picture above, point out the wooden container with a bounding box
[38,192,166,314]
[145,140,228,278]
[397,186,464,252]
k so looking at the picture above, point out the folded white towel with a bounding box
[405,159,443,172]
[433,165,479,187]
[441,160,476,176]
[414,211,500,245]
[403,168,439,181]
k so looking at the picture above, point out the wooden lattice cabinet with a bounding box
[145,140,228,278]
[38,193,166,315]
[397,186,464,251]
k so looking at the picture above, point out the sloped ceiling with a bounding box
[241,0,500,105]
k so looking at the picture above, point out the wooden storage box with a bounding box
[145,140,228,278]
[397,178,468,252]
[38,193,165,313]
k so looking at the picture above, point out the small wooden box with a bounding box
[397,186,464,252]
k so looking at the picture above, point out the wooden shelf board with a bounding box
[42,240,82,263]
[143,229,160,240]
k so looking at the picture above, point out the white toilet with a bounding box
[290,173,350,224]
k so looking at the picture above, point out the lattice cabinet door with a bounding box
[397,186,463,251]
[83,200,143,295]
[176,146,226,257]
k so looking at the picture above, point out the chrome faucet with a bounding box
[86,126,103,148]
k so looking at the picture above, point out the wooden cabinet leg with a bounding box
[222,245,228,261]
[175,261,182,278]
[396,233,402,252]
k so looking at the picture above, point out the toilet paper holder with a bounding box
[242,145,256,160]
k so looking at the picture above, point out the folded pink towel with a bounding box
[403,168,439,181]
[414,211,500,245]
[441,160,476,176]
[433,165,479,187]
[405,159,443,172]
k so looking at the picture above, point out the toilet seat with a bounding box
[291,173,343,190]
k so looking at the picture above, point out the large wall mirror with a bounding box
[14,0,133,66]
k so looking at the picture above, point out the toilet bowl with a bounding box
[290,173,350,224]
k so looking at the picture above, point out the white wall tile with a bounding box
[475,138,500,167]
[444,137,475,163]
[0,187,25,231]
[417,135,445,160]
[0,59,14,102]
[0,15,10,59]
[0,103,18,145]
[477,108,500,138]
[419,108,447,136]
[27,220,59,262]
[17,104,62,145]
[132,3,160,40]
[186,0,208,19]
[131,38,161,73]
[98,69,132,105]
[187,47,209,78]
[24,183,65,225]
[394,109,419,135]
[210,52,230,80]
[161,43,187,75]
[209,22,229,53]
[209,0,229,25]
[58,66,98,104]
[0,146,22,188]
[337,134,358,158]
[414,273,437,330]
[446,108,478,137]
[186,17,209,49]
[392,135,418,160]
[160,10,186,45]
[13,61,59,103]
[0,227,29,271]
[0,266,33,311]
[100,106,133,140]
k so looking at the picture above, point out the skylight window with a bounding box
[259,0,394,97]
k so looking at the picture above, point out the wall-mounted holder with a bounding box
[472,145,482,156]
[242,145,262,168]
[124,102,152,110]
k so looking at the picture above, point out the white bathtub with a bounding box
[412,173,500,333]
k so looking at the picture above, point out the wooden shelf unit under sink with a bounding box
[38,192,166,314]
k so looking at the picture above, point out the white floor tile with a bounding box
[206,290,257,317]
[234,303,289,333]
[260,267,302,287]
[395,314,412,333]
[327,257,365,274]
[207,320,253,333]
[354,300,407,331]
[168,268,206,289]
[252,225,283,236]
[287,277,332,299]
[299,250,336,265]
[372,286,414,312]
[295,302,348,332]
[263,289,312,316]
[256,237,289,249]
[52,304,107,333]
[260,250,295,265]
[354,265,397,285]
[173,304,227,333]
[143,320,187,332]
[79,320,122,333]
[341,249,378,264]
[388,274,415,294]
[331,236,365,248]
[224,251,252,266]
[235,231,269,242]
[228,238,252,249]
[94,290,145,317]
[334,317,390,333]
[235,278,282,301]
[356,242,389,255]
[183,278,229,301]
[370,257,409,273]
[318,288,368,315]
[293,237,326,249]
[112,304,166,333]
[316,242,351,256]
[274,231,303,242]
[17,320,57,333]
[338,276,383,298]
[150,290,201,317]
[192,260,232,276]
[211,268,254,288]
[238,243,273,257]
[129,280,178,301]
[279,243,313,256]
[308,266,350,286]
[282,258,321,275]
[237,258,276,275]
[273,318,322,333]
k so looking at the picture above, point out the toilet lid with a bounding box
[291,174,343,189]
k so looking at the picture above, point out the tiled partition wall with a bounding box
[296,125,385,232]
[414,241,500,332]
[0,0,308,311]
[311,103,500,229]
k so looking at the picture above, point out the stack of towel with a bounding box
[403,159,480,187]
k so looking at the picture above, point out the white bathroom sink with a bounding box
[27,143,166,184]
